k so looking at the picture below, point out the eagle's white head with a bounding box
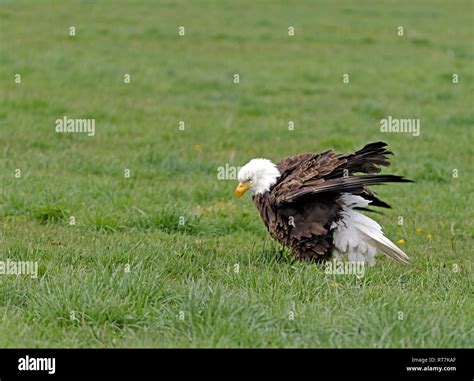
[236,158,281,197]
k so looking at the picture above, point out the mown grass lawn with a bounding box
[0,0,472,347]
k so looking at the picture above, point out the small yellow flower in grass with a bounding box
[427,233,432,239]
[397,239,405,244]
[193,144,203,153]
[330,282,337,288]
[416,227,423,233]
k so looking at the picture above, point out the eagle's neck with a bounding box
[252,169,280,195]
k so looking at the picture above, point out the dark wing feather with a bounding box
[274,142,412,206]
[279,175,412,205]
[327,141,397,208]
[272,149,343,201]
[276,153,317,180]
[332,141,393,176]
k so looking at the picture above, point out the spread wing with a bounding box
[272,142,412,206]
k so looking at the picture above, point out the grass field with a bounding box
[0,0,472,347]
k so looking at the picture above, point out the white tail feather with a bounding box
[332,194,410,266]
[357,224,410,264]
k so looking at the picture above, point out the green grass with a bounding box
[0,0,473,347]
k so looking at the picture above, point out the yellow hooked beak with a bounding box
[235,181,251,198]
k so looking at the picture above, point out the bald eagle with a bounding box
[235,142,412,266]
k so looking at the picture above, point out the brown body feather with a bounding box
[252,142,412,261]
